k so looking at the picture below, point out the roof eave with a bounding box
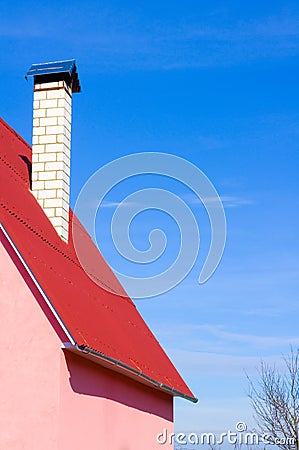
[63,343,198,403]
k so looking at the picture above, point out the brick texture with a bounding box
[31,81,72,242]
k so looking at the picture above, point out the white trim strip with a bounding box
[0,222,76,345]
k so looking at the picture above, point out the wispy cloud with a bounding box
[194,324,299,347]
[1,7,299,70]
[160,14,299,69]
[185,15,299,41]
[84,193,254,213]
[155,321,299,357]
[99,200,135,209]
[207,195,254,208]
[242,307,281,318]
[88,13,299,70]
[168,348,288,377]
[183,193,254,208]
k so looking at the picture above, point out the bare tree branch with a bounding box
[247,348,299,450]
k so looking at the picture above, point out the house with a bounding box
[0,60,197,450]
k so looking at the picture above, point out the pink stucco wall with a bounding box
[0,234,174,450]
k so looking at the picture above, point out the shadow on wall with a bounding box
[63,350,173,422]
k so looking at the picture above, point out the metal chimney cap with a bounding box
[25,59,81,93]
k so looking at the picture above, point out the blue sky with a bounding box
[1,0,299,440]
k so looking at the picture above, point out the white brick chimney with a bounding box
[26,60,81,242]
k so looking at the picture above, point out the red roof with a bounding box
[0,117,196,402]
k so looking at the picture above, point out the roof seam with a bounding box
[0,155,29,184]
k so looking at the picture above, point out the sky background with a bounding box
[1,0,299,443]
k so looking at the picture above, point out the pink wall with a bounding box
[59,352,173,449]
[0,234,174,450]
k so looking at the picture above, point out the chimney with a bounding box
[25,60,81,242]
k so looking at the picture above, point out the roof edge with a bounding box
[0,222,76,346]
[63,343,198,403]
[1,223,197,402]
[0,117,31,150]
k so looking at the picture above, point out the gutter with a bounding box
[73,344,198,404]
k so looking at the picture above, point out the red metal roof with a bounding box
[0,117,196,401]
